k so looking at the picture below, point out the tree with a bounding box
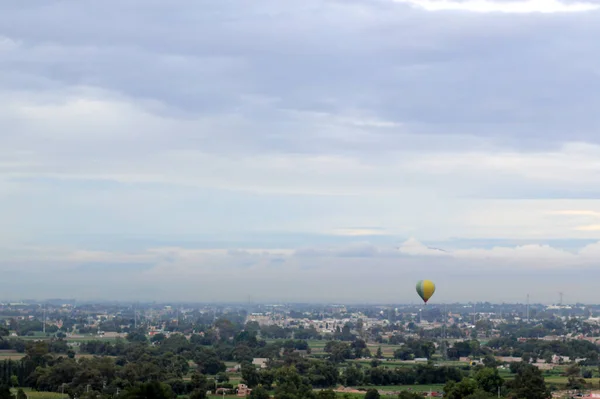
[564,363,586,391]
[16,390,26,399]
[482,355,498,368]
[444,378,478,399]
[376,347,383,359]
[126,329,148,344]
[509,363,551,399]
[464,391,496,399]
[9,376,18,388]
[189,390,206,399]
[249,385,270,399]
[191,372,209,392]
[151,333,167,344]
[0,385,13,399]
[343,365,364,386]
[398,392,422,399]
[123,382,174,399]
[242,363,261,388]
[0,327,8,342]
[316,390,336,399]
[474,367,503,394]
[364,388,380,399]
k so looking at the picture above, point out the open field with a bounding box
[0,351,117,361]
[357,384,444,393]
[350,359,470,369]
[8,331,123,343]
[10,388,65,399]
[302,340,404,358]
[544,376,598,386]
[366,344,401,359]
[0,351,25,360]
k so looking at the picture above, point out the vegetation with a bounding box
[0,302,599,398]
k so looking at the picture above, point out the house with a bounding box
[237,384,252,397]
[294,349,309,357]
[227,364,241,372]
[252,358,269,369]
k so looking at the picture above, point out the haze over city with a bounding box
[2,0,600,303]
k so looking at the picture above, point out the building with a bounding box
[252,358,269,369]
[237,384,252,397]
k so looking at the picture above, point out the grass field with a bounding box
[357,384,444,393]
[0,351,118,361]
[0,351,25,360]
[544,376,598,385]
[10,388,65,399]
[303,340,404,358]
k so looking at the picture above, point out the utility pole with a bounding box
[526,294,530,323]
[559,292,564,306]
[43,305,46,334]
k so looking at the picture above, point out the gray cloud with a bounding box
[3,0,600,302]
[0,239,598,303]
[2,0,600,152]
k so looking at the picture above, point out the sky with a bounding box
[2,0,600,304]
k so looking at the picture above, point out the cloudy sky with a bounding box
[2,0,600,304]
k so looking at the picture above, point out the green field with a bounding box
[302,340,404,358]
[10,388,65,399]
[357,385,444,393]
[544,376,598,385]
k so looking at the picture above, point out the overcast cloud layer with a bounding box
[2,0,600,304]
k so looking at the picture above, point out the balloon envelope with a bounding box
[416,280,436,303]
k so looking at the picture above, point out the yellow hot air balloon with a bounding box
[416,280,435,304]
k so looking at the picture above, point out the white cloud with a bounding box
[2,0,600,302]
[397,237,450,256]
[397,237,600,266]
[1,239,599,302]
[0,36,19,51]
[7,89,600,241]
[393,0,600,13]
[330,228,389,236]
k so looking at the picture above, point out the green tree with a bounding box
[482,355,498,368]
[0,385,13,399]
[249,385,270,399]
[376,347,383,359]
[9,376,18,388]
[398,392,422,399]
[125,329,148,344]
[564,363,586,391]
[316,390,336,399]
[343,365,364,386]
[509,363,551,399]
[364,389,380,399]
[444,378,478,399]
[191,372,208,392]
[0,327,8,343]
[16,390,26,399]
[241,363,261,388]
[123,381,174,399]
[474,367,503,393]
[464,391,495,399]
[189,390,206,399]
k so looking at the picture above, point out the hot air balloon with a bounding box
[416,280,435,304]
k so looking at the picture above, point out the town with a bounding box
[1,300,599,398]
